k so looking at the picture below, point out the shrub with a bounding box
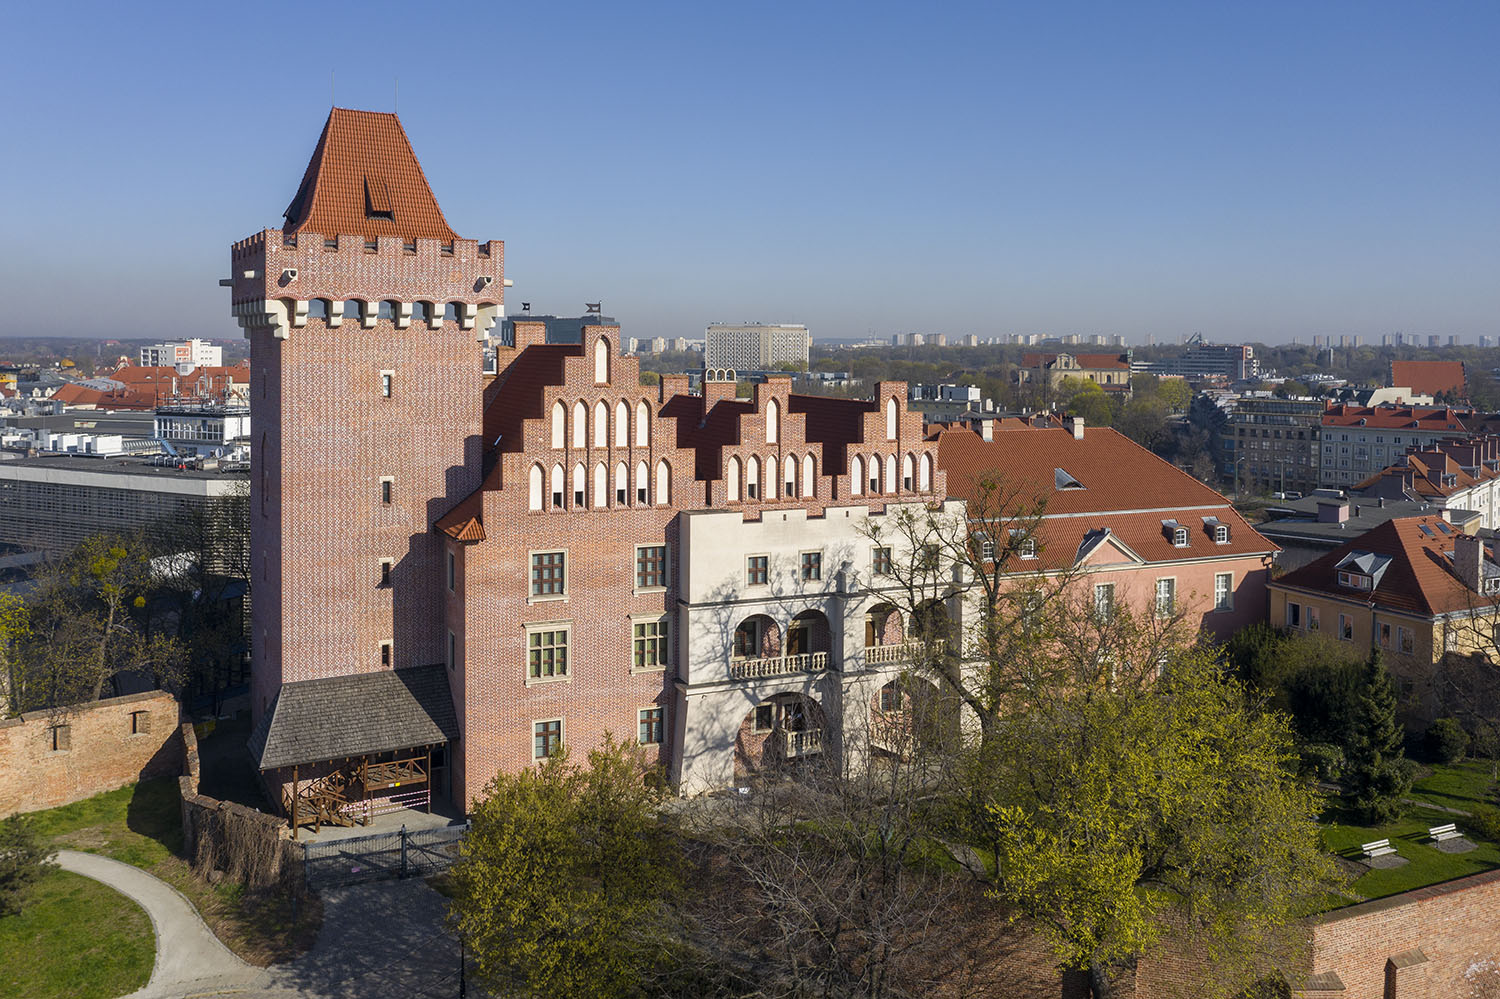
[1472,728,1500,762]
[0,814,55,916]
[1426,718,1470,763]
[1299,743,1345,782]
[1467,805,1500,843]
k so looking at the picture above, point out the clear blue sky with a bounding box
[1,1,1495,345]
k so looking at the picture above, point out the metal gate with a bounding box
[303,821,469,888]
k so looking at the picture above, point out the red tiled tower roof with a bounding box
[282,108,458,242]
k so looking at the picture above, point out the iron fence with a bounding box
[303,821,469,888]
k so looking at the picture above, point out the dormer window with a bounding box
[1214,524,1229,544]
[1337,570,1372,590]
[364,176,394,221]
[1173,528,1188,547]
[1486,578,1500,596]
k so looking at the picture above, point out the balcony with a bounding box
[863,639,943,665]
[728,651,830,680]
[782,728,823,758]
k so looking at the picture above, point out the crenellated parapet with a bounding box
[227,229,505,338]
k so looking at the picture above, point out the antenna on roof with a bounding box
[330,70,335,108]
[393,76,398,114]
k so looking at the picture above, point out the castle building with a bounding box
[233,110,1275,828]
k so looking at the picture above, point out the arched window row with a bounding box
[546,396,656,451]
[849,450,937,497]
[527,459,673,511]
[725,452,820,503]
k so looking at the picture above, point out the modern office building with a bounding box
[139,339,223,368]
[705,323,811,371]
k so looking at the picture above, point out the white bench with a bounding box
[1362,838,1397,859]
[1430,823,1462,843]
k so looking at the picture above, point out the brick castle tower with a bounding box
[228,109,503,726]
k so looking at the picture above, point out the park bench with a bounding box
[1361,838,1396,859]
[1429,823,1462,843]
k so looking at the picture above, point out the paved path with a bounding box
[57,849,468,998]
[55,850,261,998]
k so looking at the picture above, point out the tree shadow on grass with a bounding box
[125,777,185,858]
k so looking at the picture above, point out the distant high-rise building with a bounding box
[705,323,811,370]
[1449,335,1460,347]
[1481,336,1495,348]
[1429,335,1442,348]
[139,338,222,368]
[1382,334,1395,347]
[962,334,979,347]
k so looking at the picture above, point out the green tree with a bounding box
[0,594,30,716]
[0,814,54,916]
[981,650,1340,998]
[1345,652,1413,823]
[1062,380,1115,427]
[450,736,681,998]
[1155,377,1192,412]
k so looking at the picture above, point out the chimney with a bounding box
[1071,416,1085,440]
[1455,533,1485,592]
[1317,499,1350,524]
[971,415,994,442]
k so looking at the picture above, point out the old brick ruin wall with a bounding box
[0,690,181,815]
[178,721,300,892]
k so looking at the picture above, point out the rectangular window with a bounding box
[1380,622,1391,648]
[636,545,667,590]
[380,371,393,397]
[380,560,393,587]
[753,704,774,732]
[447,551,456,592]
[733,619,762,659]
[638,707,663,746]
[1155,578,1175,618]
[879,683,901,712]
[380,478,393,505]
[1286,602,1301,629]
[1307,605,1320,632]
[534,719,563,759]
[447,630,457,671]
[130,711,149,736]
[50,724,70,752]
[801,551,822,581]
[1214,572,1233,612]
[872,547,893,575]
[530,551,566,597]
[380,641,392,667]
[1399,626,1415,655]
[747,555,769,586]
[633,619,670,671]
[1338,614,1353,642]
[1094,582,1115,620]
[528,628,569,680]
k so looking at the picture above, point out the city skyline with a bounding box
[1,0,1496,345]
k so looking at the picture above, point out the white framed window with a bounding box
[1171,527,1188,547]
[1155,578,1176,618]
[1214,572,1233,611]
[526,622,571,684]
[638,707,663,745]
[632,616,670,672]
[635,544,668,591]
[379,370,394,398]
[1214,524,1230,544]
[379,476,394,505]
[534,718,564,759]
[529,550,567,600]
[1094,582,1115,620]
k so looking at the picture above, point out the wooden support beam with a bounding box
[426,746,433,813]
[291,766,299,841]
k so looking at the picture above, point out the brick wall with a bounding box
[1128,870,1500,998]
[0,690,181,816]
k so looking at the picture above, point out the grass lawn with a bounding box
[1320,797,1500,902]
[1410,760,1498,814]
[0,867,154,999]
[33,778,321,965]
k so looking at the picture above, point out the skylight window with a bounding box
[1054,468,1085,490]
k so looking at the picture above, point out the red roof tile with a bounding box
[936,425,1275,568]
[1275,516,1481,617]
[282,109,458,242]
[1321,404,1474,432]
[1391,360,1467,398]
